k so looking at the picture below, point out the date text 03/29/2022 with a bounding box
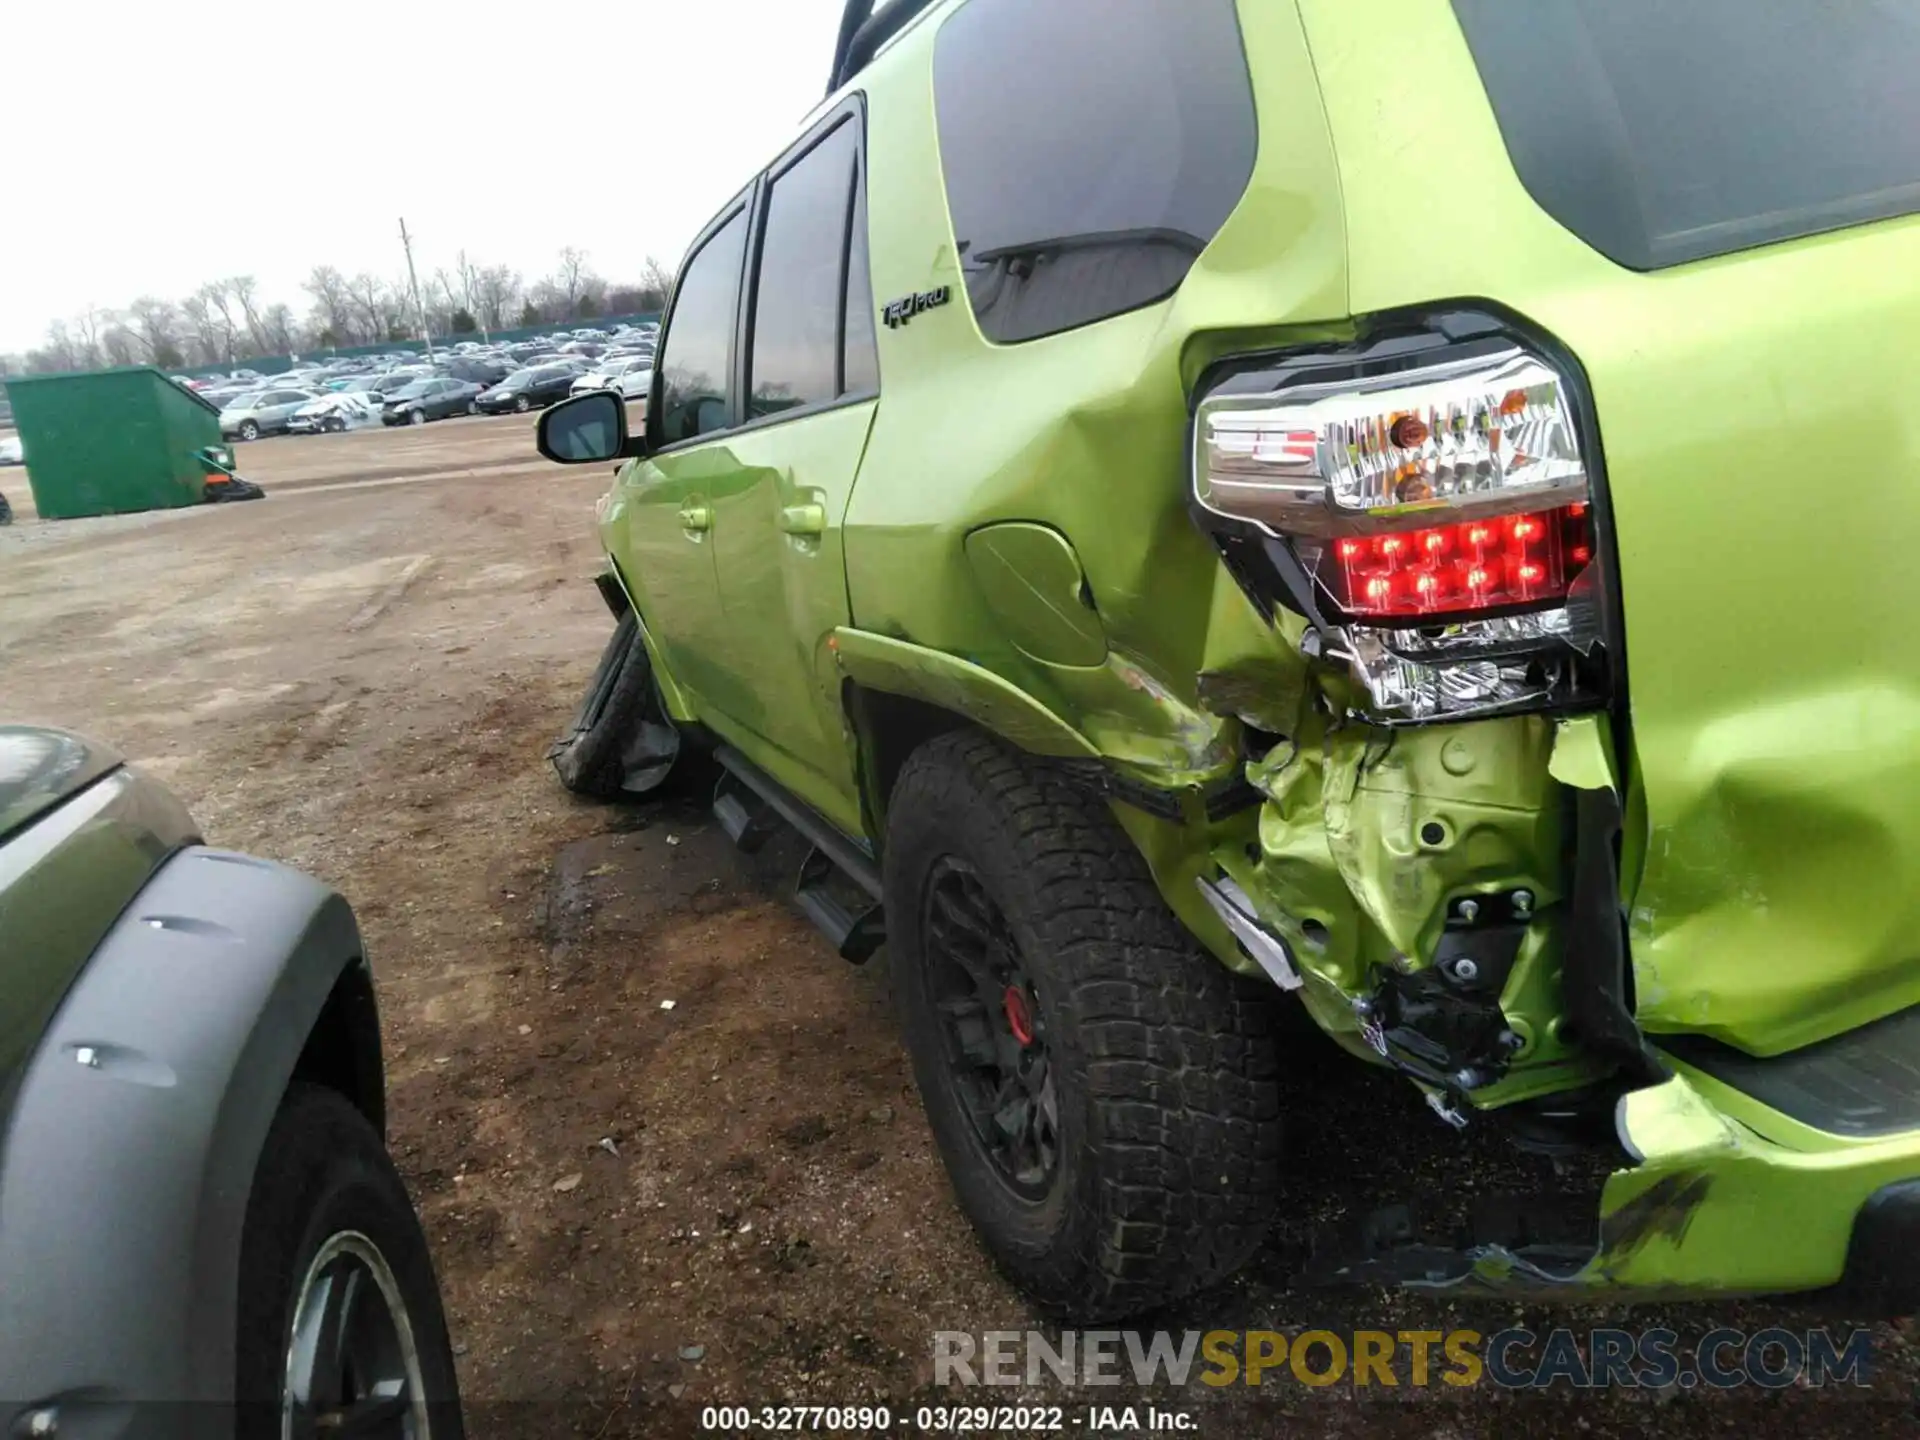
[699,1406,1190,1433]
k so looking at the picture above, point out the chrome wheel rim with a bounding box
[283,1230,429,1440]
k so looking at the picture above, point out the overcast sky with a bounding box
[0,0,850,352]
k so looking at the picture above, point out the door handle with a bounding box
[677,503,712,533]
[778,502,826,537]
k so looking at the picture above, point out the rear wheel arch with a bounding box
[843,682,972,841]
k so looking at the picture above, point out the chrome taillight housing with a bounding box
[1193,331,1614,724]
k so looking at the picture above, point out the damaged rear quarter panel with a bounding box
[841,0,1347,797]
[1300,0,1920,1055]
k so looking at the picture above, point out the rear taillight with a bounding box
[1322,503,1593,620]
[1193,337,1613,724]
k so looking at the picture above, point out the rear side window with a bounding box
[1453,0,1920,270]
[655,208,748,446]
[749,120,859,419]
[932,0,1256,345]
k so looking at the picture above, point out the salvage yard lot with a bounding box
[0,422,1913,1438]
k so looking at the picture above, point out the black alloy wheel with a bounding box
[922,858,1059,1197]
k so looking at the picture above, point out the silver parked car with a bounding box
[220,388,320,441]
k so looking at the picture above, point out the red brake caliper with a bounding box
[1003,985,1035,1047]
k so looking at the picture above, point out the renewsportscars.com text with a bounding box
[933,1328,1874,1391]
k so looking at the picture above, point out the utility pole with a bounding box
[398,217,436,358]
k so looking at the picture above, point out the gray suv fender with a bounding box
[0,847,370,1416]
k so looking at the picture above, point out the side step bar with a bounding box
[712,746,885,963]
[1659,1003,1920,1139]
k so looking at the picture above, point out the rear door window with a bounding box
[748,121,857,419]
[932,0,1256,344]
[654,208,749,446]
[1452,0,1920,270]
[745,114,878,420]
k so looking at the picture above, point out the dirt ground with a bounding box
[0,420,1913,1438]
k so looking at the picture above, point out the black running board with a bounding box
[1659,1004,1920,1139]
[712,747,885,963]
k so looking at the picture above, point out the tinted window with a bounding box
[842,151,879,396]
[933,0,1255,344]
[656,208,748,445]
[749,122,858,418]
[1453,0,1920,270]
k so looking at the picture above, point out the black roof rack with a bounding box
[828,0,941,94]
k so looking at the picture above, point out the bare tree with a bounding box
[195,281,241,364]
[473,265,521,333]
[262,303,298,356]
[37,320,80,372]
[455,251,481,315]
[179,294,217,365]
[346,272,391,344]
[526,279,562,323]
[228,275,272,355]
[605,286,647,315]
[125,296,185,367]
[638,255,676,310]
[73,305,108,370]
[100,319,138,368]
[548,247,602,318]
[303,266,355,347]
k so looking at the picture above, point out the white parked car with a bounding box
[570,358,652,400]
[286,393,383,435]
[0,434,23,467]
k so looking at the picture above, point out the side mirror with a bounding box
[536,390,645,464]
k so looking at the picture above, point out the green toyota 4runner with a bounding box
[537,0,1920,1320]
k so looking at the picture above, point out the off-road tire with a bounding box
[886,731,1282,1320]
[235,1084,463,1437]
[547,609,688,799]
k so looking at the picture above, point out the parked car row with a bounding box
[200,323,658,441]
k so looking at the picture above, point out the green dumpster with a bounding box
[6,367,224,520]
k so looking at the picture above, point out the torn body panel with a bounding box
[1212,698,1597,1107]
[1311,1071,1920,1308]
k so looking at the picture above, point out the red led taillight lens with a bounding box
[1322,504,1594,620]
[1194,340,1612,724]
